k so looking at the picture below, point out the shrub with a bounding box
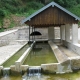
[26,1,44,10]
[67,4,80,17]
[0,9,5,28]
[0,9,5,18]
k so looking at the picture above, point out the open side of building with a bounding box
[21,2,80,72]
[21,1,80,54]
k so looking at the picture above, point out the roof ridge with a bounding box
[21,1,80,24]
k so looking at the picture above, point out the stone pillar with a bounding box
[62,25,65,40]
[29,26,30,41]
[72,24,78,44]
[48,27,55,40]
[15,61,21,72]
[60,26,62,41]
[65,24,71,42]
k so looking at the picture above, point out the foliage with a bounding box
[0,28,4,32]
[0,0,80,30]
[49,0,77,8]
[67,4,80,17]
[8,21,15,28]
[17,1,44,14]
[0,9,5,28]
[0,9,5,18]
[0,0,80,16]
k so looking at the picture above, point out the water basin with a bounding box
[2,43,30,67]
[23,42,58,66]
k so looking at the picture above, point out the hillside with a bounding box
[0,0,80,32]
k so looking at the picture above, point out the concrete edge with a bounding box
[0,42,28,65]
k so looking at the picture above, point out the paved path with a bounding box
[0,29,18,37]
[0,44,23,65]
[58,45,80,58]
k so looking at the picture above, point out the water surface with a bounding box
[23,42,57,66]
[1,71,80,80]
[2,43,29,67]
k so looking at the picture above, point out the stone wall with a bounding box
[63,40,80,55]
[15,42,35,72]
[63,40,80,69]
[18,27,48,40]
[41,62,72,74]
[0,27,60,46]
[69,57,80,69]
[41,63,58,73]
[18,28,29,40]
[0,66,3,76]
[0,30,18,46]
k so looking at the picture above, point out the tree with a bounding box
[49,0,76,8]
[0,9,5,28]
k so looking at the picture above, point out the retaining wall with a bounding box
[0,30,18,46]
[15,41,35,72]
[18,27,48,40]
[48,41,72,73]
[0,27,49,46]
[63,40,80,55]
[63,40,80,69]
[0,66,3,76]
[41,61,72,74]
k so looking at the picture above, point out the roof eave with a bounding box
[21,2,53,24]
[21,1,80,24]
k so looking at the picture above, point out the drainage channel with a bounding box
[27,66,41,76]
[22,66,41,80]
[2,42,30,67]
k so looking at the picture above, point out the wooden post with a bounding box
[32,26,33,41]
[29,26,30,42]
[34,27,35,41]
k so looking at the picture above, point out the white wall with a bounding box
[78,28,80,40]
[0,30,18,46]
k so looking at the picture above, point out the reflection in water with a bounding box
[23,42,57,66]
[22,71,80,80]
[22,75,41,80]
[0,75,22,80]
[1,76,10,80]
[0,71,80,80]
[33,47,42,52]
[2,68,10,78]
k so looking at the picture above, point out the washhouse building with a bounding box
[22,1,80,54]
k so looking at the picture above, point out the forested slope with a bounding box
[0,0,80,31]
